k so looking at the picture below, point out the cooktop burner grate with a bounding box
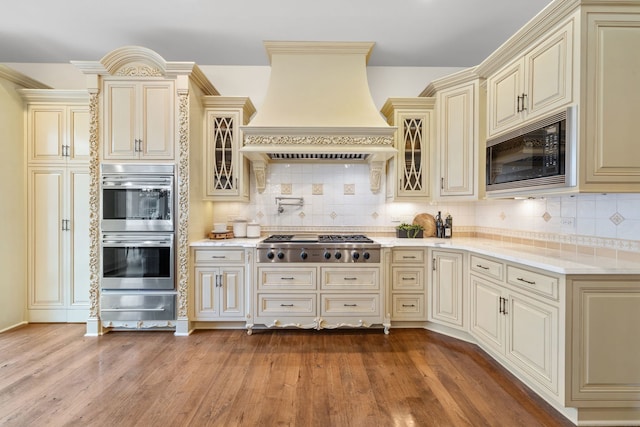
[262,234,374,244]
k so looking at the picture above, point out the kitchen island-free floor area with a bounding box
[0,325,572,426]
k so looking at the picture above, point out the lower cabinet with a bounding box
[27,166,90,322]
[469,256,562,402]
[252,265,386,333]
[389,248,427,322]
[429,249,465,329]
[192,248,246,321]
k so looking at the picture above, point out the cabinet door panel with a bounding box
[29,169,65,307]
[69,169,90,307]
[470,275,504,353]
[488,60,523,136]
[69,108,90,161]
[439,86,474,196]
[30,107,64,161]
[104,83,136,158]
[195,268,218,318]
[140,83,174,159]
[430,251,464,328]
[526,21,572,119]
[507,294,558,394]
[221,267,244,317]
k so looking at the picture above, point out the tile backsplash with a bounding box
[209,163,640,255]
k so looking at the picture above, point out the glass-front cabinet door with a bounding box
[203,97,255,201]
[381,98,434,201]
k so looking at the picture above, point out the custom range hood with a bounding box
[240,41,396,193]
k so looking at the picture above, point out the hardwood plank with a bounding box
[0,326,574,427]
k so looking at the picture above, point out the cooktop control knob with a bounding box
[267,251,275,260]
[363,252,370,260]
[277,251,285,260]
[352,251,360,260]
[324,251,331,260]
[334,252,342,260]
[300,251,308,260]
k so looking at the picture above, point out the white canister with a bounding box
[232,219,247,238]
[246,222,261,238]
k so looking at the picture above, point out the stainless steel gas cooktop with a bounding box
[257,234,380,263]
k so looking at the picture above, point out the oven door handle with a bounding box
[102,240,173,245]
[101,308,166,312]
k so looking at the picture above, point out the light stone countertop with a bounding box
[189,236,640,275]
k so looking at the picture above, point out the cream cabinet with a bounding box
[27,166,90,322]
[429,249,465,329]
[422,70,485,200]
[202,97,255,201]
[102,80,175,160]
[25,103,90,164]
[192,249,246,321]
[389,248,427,321]
[470,256,562,401]
[253,265,386,333]
[381,98,434,201]
[20,90,92,323]
[486,18,574,137]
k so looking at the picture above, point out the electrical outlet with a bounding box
[391,217,402,223]
[560,217,575,227]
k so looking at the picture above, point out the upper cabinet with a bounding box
[202,97,256,201]
[486,18,574,137]
[102,79,175,160]
[478,2,640,193]
[381,98,434,201]
[22,91,90,164]
[422,69,485,200]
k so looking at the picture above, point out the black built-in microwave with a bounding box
[486,106,576,195]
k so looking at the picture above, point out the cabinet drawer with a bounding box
[391,294,426,320]
[392,249,426,264]
[391,267,425,291]
[194,249,244,264]
[258,268,316,290]
[100,293,175,321]
[320,268,379,290]
[321,294,380,316]
[470,255,504,281]
[507,265,559,300]
[257,294,316,316]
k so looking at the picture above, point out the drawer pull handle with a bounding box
[102,307,166,312]
[280,277,295,280]
[343,277,358,281]
[343,304,357,307]
[211,256,226,259]
[280,304,294,307]
[402,256,417,259]
[402,277,413,280]
[402,304,416,308]
[517,277,536,285]
[476,264,489,270]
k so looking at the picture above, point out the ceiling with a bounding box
[1,0,553,67]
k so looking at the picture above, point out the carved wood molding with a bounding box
[244,135,393,145]
[177,91,190,319]
[88,91,100,319]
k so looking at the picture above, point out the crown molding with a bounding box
[380,97,436,118]
[0,65,51,89]
[201,96,256,118]
[420,67,482,97]
[263,41,376,64]
[17,89,89,103]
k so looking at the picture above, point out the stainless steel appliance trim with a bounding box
[486,105,577,195]
[101,163,175,175]
[100,292,176,321]
[101,233,175,290]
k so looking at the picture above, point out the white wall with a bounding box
[0,77,27,331]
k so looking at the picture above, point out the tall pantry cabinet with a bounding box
[20,90,91,322]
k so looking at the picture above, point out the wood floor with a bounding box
[0,325,573,427]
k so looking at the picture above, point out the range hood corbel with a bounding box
[240,41,397,194]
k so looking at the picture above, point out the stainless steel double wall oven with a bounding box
[100,164,176,323]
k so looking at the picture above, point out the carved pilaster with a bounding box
[176,91,190,319]
[88,91,100,319]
